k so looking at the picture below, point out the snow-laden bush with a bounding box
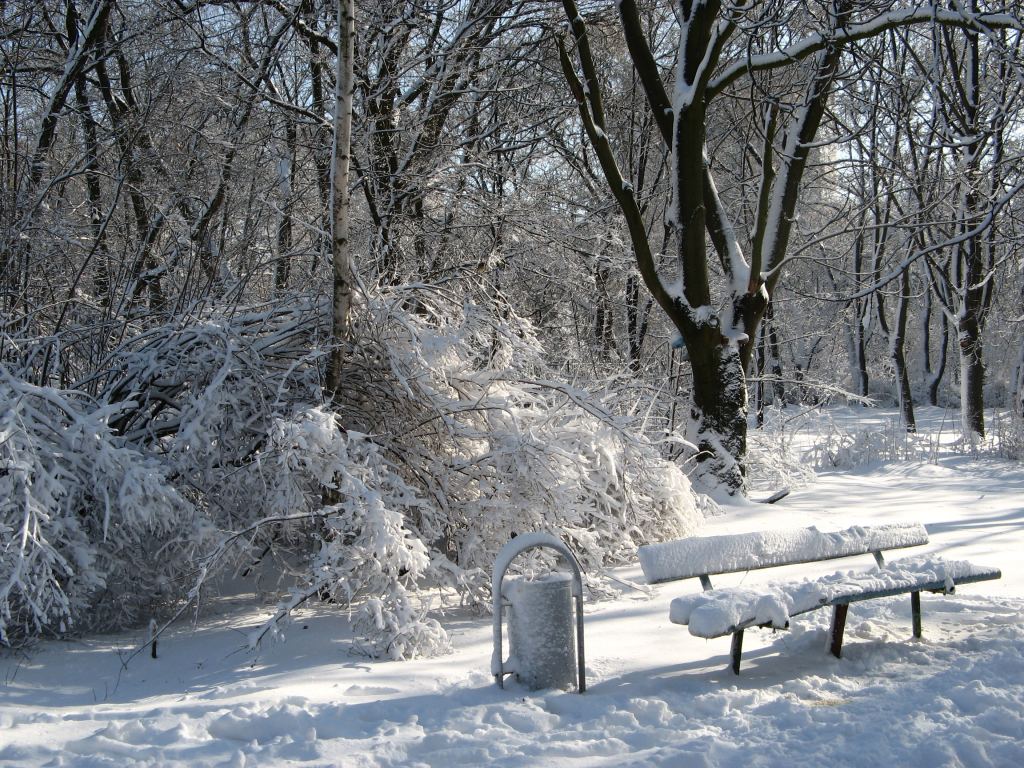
[94,300,323,530]
[745,411,817,492]
[243,409,448,660]
[6,288,700,657]
[213,287,699,655]
[989,410,1024,461]
[801,408,1024,469]
[0,369,201,646]
[335,286,702,591]
[423,381,701,581]
[807,417,940,469]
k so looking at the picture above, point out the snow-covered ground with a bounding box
[2,407,1023,767]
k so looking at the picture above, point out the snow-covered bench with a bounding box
[638,523,1001,674]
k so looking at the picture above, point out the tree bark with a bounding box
[892,269,917,432]
[851,231,871,398]
[68,0,111,305]
[325,0,355,399]
[921,280,949,407]
[276,117,297,293]
[950,12,991,441]
[959,313,986,439]
[1014,310,1024,418]
[625,273,652,374]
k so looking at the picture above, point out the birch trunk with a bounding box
[326,0,355,398]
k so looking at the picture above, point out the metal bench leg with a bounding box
[730,630,744,675]
[830,604,849,658]
[911,591,922,639]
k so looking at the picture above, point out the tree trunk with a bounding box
[755,320,766,428]
[959,314,986,439]
[306,1,332,275]
[851,232,871,398]
[922,284,949,407]
[594,257,616,361]
[625,273,651,374]
[686,331,747,490]
[765,301,784,405]
[94,35,167,315]
[69,0,111,305]
[667,3,746,492]
[952,14,990,442]
[876,269,916,433]
[893,269,916,432]
[325,0,355,398]
[1014,328,1024,419]
[275,117,297,293]
[928,314,949,408]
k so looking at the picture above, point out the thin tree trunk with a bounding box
[921,280,933,395]
[69,0,111,305]
[1014,320,1024,419]
[928,313,949,407]
[851,231,871,398]
[276,117,297,293]
[922,281,949,407]
[625,274,647,374]
[594,257,616,361]
[875,266,916,432]
[325,0,355,399]
[893,269,917,432]
[755,320,766,428]
[94,36,168,316]
[765,300,784,405]
[304,2,332,277]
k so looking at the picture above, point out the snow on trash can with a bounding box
[491,533,585,693]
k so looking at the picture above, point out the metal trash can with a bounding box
[491,533,585,693]
[503,573,576,690]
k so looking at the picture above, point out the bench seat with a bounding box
[669,555,1002,639]
[638,523,1002,674]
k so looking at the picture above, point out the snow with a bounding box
[639,523,929,583]
[669,555,1001,638]
[3,407,1024,767]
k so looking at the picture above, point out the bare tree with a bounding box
[558,0,1023,490]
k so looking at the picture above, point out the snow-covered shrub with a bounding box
[89,300,449,657]
[745,410,817,492]
[245,409,448,659]
[432,383,701,580]
[223,288,701,657]
[5,288,700,657]
[0,369,201,646]
[990,410,1024,461]
[334,286,702,594]
[95,300,322,530]
[807,417,940,469]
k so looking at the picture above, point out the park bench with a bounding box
[638,523,1001,674]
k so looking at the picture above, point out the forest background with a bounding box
[2,0,1023,659]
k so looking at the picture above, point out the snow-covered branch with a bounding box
[709,5,1023,97]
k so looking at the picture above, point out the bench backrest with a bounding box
[638,523,929,584]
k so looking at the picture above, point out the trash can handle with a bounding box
[491,533,586,693]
